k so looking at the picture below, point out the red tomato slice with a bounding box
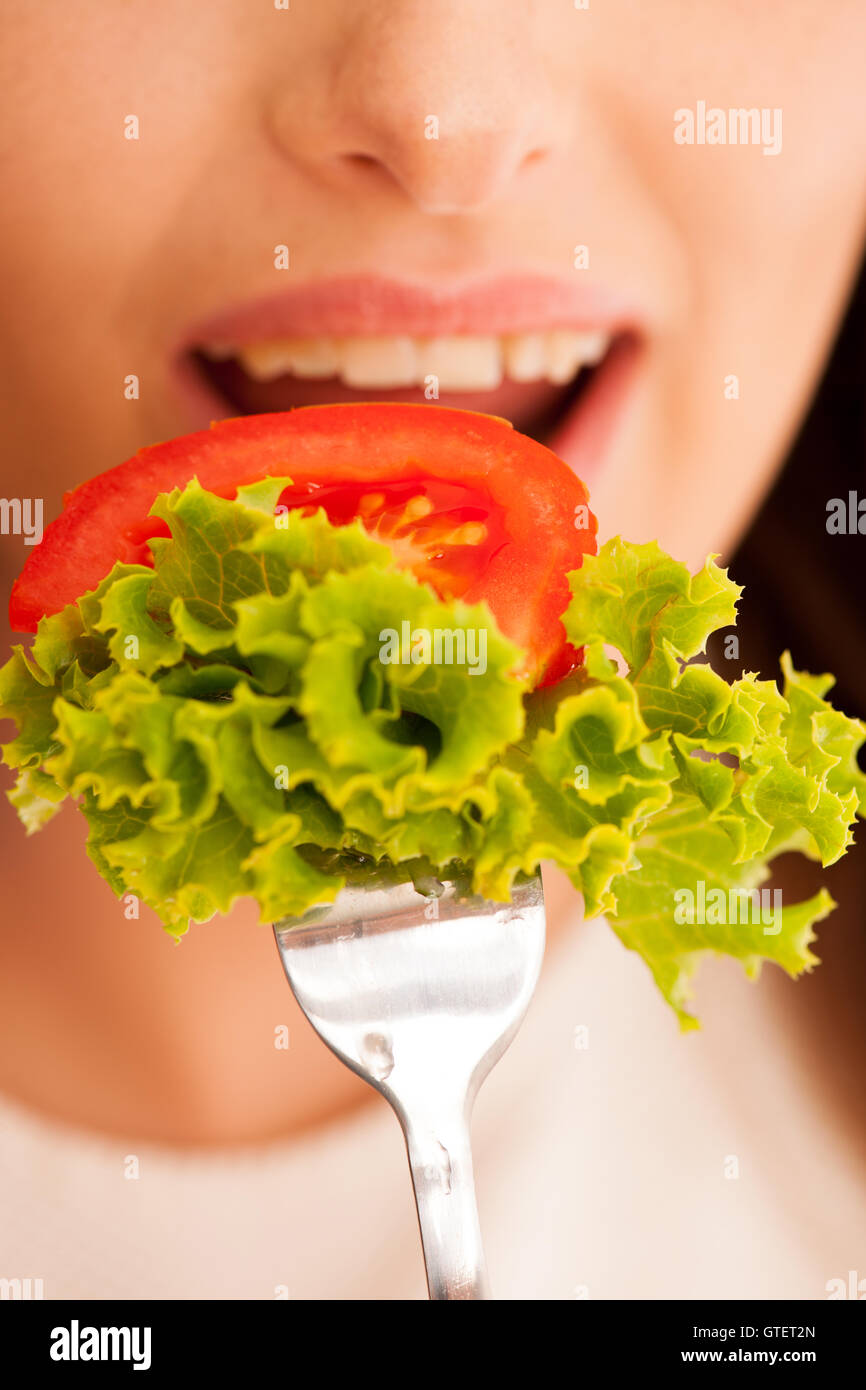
[9,404,597,686]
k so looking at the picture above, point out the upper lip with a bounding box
[184,273,642,349]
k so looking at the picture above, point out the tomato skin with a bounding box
[9,404,597,686]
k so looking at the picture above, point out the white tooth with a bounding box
[572,331,610,366]
[201,342,238,361]
[543,333,581,385]
[282,337,340,378]
[544,330,610,384]
[338,336,418,388]
[236,342,299,381]
[235,338,340,381]
[416,336,503,391]
[503,332,547,382]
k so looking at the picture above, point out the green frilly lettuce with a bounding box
[2,479,863,1026]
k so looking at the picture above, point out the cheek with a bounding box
[0,1,250,347]
[591,204,865,573]
[0,5,251,512]
[582,3,866,562]
[602,150,865,564]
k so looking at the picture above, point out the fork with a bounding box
[272,865,546,1300]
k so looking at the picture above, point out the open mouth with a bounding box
[179,275,644,470]
[192,327,617,442]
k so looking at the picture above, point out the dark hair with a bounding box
[726,255,866,719]
[726,259,866,1041]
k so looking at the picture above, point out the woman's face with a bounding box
[2,0,865,586]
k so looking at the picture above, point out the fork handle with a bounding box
[399,1103,489,1300]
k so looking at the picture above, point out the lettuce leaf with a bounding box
[563,540,864,1024]
[1,484,862,1025]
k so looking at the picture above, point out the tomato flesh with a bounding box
[9,404,597,686]
[278,476,510,599]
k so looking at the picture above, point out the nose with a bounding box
[268,2,562,215]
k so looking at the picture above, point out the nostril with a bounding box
[337,150,395,189]
[342,151,382,170]
[521,146,549,170]
[331,128,551,216]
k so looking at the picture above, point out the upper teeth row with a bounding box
[202,330,611,390]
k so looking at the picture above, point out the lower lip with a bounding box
[173,332,642,485]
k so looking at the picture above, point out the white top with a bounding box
[1,911,861,1300]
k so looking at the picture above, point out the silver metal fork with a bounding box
[273,866,545,1300]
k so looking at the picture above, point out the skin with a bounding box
[0,0,865,1206]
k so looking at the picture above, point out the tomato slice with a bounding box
[9,404,597,685]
